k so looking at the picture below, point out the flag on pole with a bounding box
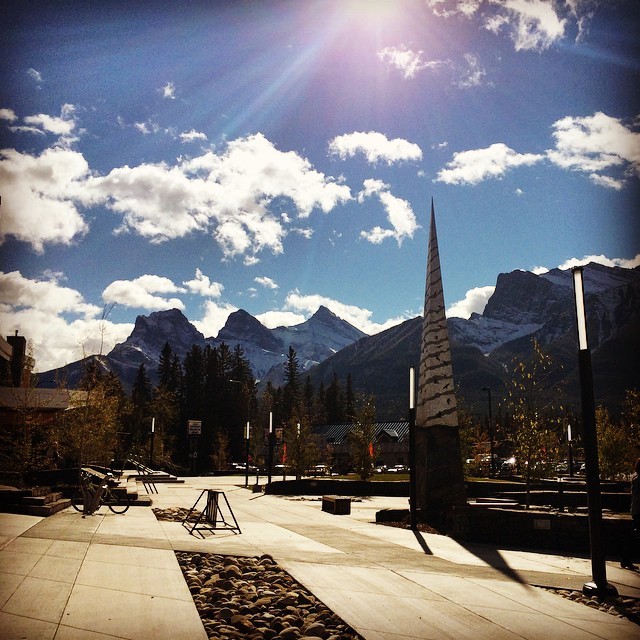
[368,442,374,459]
[282,443,287,464]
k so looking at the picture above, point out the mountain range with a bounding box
[39,262,640,418]
[39,305,366,392]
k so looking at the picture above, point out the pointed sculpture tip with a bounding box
[430,197,435,221]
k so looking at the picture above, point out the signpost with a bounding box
[188,420,202,475]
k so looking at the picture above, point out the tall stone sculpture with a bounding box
[414,200,466,528]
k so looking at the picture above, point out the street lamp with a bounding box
[409,366,417,530]
[245,421,250,488]
[572,266,617,598]
[149,417,155,468]
[482,387,495,477]
[229,379,250,485]
[567,422,574,478]
[267,411,274,485]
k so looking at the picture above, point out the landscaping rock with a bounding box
[176,551,363,640]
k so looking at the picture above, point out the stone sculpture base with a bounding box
[415,425,466,531]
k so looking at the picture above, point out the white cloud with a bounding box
[192,299,238,338]
[161,81,176,99]
[256,310,305,328]
[427,0,594,51]
[0,147,90,252]
[255,276,279,289]
[556,254,640,271]
[532,265,549,274]
[446,285,495,318]
[329,131,422,165]
[434,111,639,187]
[546,112,640,183]
[0,108,17,122]
[436,142,543,184]
[456,53,487,88]
[102,275,186,311]
[85,161,210,241]
[283,290,406,335]
[377,45,447,79]
[8,125,46,136]
[588,173,625,190]
[357,179,419,246]
[0,270,100,318]
[3,129,349,260]
[0,271,132,372]
[427,0,481,19]
[486,0,566,51]
[180,129,207,143]
[27,68,43,83]
[291,227,313,239]
[183,269,224,298]
[24,104,76,136]
[87,132,351,260]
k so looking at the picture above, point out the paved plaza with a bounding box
[1,475,639,639]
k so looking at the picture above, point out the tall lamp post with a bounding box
[482,387,495,477]
[267,411,274,485]
[244,421,250,488]
[572,266,617,598]
[567,423,574,478]
[409,367,417,530]
[149,417,155,468]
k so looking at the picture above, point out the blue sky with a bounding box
[1,0,638,373]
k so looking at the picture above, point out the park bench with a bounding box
[321,495,351,515]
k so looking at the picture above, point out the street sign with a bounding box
[188,420,202,435]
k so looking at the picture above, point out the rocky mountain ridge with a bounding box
[306,262,640,417]
[38,263,639,417]
[39,305,366,390]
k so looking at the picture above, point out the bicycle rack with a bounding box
[182,489,241,538]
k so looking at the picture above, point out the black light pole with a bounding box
[267,411,274,486]
[244,421,250,488]
[482,387,495,477]
[409,367,417,530]
[567,422,574,478]
[572,266,617,598]
[149,417,155,468]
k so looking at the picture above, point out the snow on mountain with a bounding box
[449,314,543,355]
[39,262,637,403]
[540,262,639,293]
[206,305,366,381]
[206,309,285,380]
[448,263,640,355]
[109,308,205,371]
[272,305,366,369]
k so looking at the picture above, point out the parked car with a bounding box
[388,464,409,473]
[307,464,329,476]
[498,457,517,477]
[231,461,257,472]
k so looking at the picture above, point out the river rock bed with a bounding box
[541,587,640,626]
[176,551,363,640]
[153,506,200,522]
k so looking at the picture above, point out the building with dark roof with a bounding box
[312,421,409,473]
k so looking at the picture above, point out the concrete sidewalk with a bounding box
[1,476,639,639]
